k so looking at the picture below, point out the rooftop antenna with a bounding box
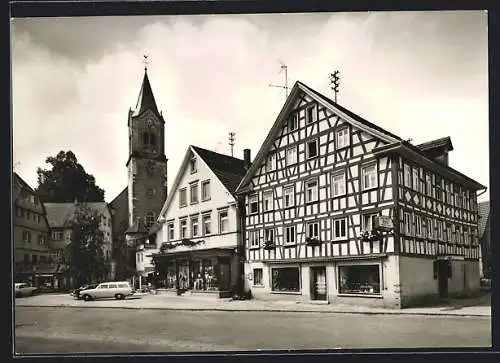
[228,132,235,157]
[143,54,150,72]
[269,60,288,100]
[329,70,340,103]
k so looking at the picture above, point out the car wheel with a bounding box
[115,294,125,300]
[83,294,92,301]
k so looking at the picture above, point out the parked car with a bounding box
[71,283,99,299]
[79,281,135,301]
[14,283,37,298]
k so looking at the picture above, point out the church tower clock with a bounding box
[126,67,168,231]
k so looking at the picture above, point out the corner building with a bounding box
[235,81,485,308]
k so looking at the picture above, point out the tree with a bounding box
[66,204,109,288]
[35,150,105,203]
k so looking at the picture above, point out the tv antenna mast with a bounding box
[329,70,340,103]
[269,60,289,100]
[228,132,235,157]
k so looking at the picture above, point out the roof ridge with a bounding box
[191,145,245,162]
[297,81,403,141]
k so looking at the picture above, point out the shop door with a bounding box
[218,258,231,292]
[437,260,449,298]
[310,266,327,301]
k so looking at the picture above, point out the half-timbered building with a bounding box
[235,81,486,308]
[151,146,248,298]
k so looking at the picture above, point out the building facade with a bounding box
[235,81,485,308]
[478,201,491,278]
[151,146,248,298]
[44,201,115,287]
[13,173,57,288]
[109,68,168,280]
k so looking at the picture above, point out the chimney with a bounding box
[243,149,251,170]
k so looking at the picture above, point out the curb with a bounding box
[15,304,491,317]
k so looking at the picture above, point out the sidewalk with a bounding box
[15,292,491,317]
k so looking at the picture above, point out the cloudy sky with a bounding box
[11,11,489,202]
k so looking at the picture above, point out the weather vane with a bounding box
[143,54,150,71]
[329,70,340,103]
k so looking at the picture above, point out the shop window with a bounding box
[203,258,218,291]
[271,267,300,292]
[253,268,263,286]
[338,264,381,295]
[166,261,177,289]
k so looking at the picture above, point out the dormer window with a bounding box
[190,157,197,174]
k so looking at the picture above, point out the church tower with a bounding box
[126,67,168,231]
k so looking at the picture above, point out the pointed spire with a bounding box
[133,68,159,117]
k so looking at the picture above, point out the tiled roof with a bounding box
[44,202,109,228]
[192,146,247,196]
[13,173,36,195]
[478,201,490,238]
[298,81,403,142]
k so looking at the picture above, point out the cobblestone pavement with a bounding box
[14,305,491,354]
[14,292,491,317]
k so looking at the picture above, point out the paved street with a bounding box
[15,305,491,354]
